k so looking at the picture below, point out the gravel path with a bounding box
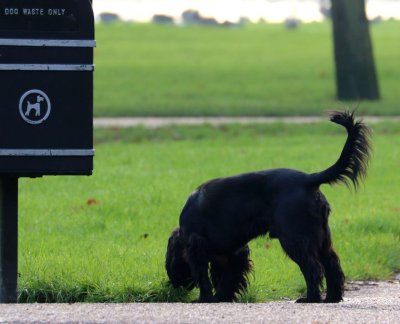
[93,116,400,128]
[1,279,399,323]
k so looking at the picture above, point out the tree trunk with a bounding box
[331,0,380,100]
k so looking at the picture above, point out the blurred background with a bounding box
[92,0,399,23]
[91,0,400,117]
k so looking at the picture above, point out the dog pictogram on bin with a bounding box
[19,89,51,125]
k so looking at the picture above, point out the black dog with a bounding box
[166,111,371,303]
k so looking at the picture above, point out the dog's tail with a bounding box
[307,111,372,190]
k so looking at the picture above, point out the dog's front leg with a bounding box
[187,233,213,303]
[195,265,213,303]
[211,247,252,302]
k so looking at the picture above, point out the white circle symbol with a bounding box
[19,89,51,125]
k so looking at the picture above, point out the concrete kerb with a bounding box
[93,116,400,128]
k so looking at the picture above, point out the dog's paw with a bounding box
[296,297,321,303]
[212,295,235,303]
[323,297,343,303]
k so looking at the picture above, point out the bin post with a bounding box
[0,177,18,303]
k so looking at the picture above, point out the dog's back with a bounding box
[179,168,320,250]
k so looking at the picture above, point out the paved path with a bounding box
[1,279,399,323]
[94,116,400,128]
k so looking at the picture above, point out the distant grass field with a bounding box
[94,21,400,116]
[18,122,400,302]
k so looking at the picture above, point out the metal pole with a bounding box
[0,177,18,303]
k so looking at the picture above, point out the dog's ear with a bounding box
[165,228,195,290]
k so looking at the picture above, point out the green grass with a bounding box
[18,122,400,302]
[94,21,400,116]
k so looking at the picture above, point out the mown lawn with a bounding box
[18,121,400,302]
[94,21,400,116]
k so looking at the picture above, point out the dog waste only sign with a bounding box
[0,0,95,176]
[0,0,80,32]
[19,89,51,125]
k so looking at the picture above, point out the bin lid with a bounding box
[0,0,94,40]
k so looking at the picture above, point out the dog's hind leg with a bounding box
[186,233,213,302]
[318,203,345,303]
[320,238,345,303]
[279,238,324,303]
[210,246,253,302]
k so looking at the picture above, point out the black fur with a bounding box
[166,111,371,303]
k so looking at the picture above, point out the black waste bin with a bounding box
[0,0,95,176]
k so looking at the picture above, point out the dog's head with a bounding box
[165,228,195,290]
